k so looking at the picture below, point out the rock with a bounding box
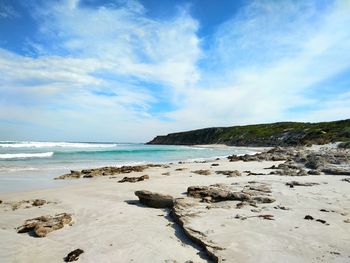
[245,183,272,193]
[56,165,152,179]
[307,170,321,175]
[304,154,326,170]
[171,198,222,262]
[320,209,330,212]
[187,186,251,203]
[257,214,274,220]
[32,199,46,206]
[322,168,350,175]
[316,219,327,224]
[175,168,186,171]
[64,249,84,262]
[274,205,290,210]
[304,215,314,220]
[247,172,266,176]
[227,147,293,162]
[341,178,350,183]
[134,190,174,208]
[17,213,72,237]
[118,175,149,183]
[191,170,211,176]
[0,200,2,204]
[162,172,170,176]
[270,168,308,176]
[252,196,275,204]
[344,219,350,223]
[211,163,219,166]
[286,181,319,187]
[215,170,241,177]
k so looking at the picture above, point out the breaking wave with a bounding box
[0,152,54,159]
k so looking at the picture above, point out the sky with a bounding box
[0,0,350,142]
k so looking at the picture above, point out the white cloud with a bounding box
[166,0,350,130]
[1,0,349,141]
[0,0,201,141]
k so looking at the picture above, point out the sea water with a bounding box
[0,141,259,193]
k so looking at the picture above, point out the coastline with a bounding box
[0,145,349,262]
[0,144,259,194]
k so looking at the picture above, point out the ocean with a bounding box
[0,141,259,193]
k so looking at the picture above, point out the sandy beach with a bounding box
[0,146,349,263]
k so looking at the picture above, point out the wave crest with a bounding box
[0,152,54,159]
[0,141,117,148]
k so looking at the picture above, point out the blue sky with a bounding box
[0,0,350,142]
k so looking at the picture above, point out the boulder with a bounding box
[134,190,174,208]
[17,213,72,237]
[32,199,46,206]
[64,249,84,262]
[118,175,149,183]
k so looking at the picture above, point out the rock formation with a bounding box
[134,190,174,208]
[17,213,72,237]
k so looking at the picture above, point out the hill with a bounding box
[147,119,350,147]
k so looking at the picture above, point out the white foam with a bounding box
[0,152,54,159]
[0,141,117,148]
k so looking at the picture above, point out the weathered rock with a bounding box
[211,163,219,166]
[55,165,155,179]
[17,213,72,237]
[0,200,2,204]
[252,196,276,204]
[64,249,84,262]
[134,190,174,208]
[341,178,350,183]
[215,170,241,177]
[171,198,222,262]
[175,168,186,171]
[316,219,327,224]
[286,181,319,187]
[118,175,149,183]
[244,184,272,194]
[187,186,250,203]
[270,168,308,176]
[191,170,211,176]
[307,170,321,175]
[227,147,293,162]
[274,205,290,210]
[32,199,46,206]
[304,154,326,170]
[246,171,266,176]
[322,168,350,175]
[304,215,314,220]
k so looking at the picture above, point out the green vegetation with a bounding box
[147,119,350,147]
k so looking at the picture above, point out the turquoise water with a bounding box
[0,141,258,192]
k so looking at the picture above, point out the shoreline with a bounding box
[0,145,349,262]
[0,144,260,194]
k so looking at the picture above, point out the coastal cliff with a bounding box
[147,119,350,147]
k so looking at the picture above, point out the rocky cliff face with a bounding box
[147,119,350,147]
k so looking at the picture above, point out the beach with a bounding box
[0,145,349,263]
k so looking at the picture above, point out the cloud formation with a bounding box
[0,0,349,141]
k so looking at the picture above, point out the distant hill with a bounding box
[147,119,350,147]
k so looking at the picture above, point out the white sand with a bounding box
[0,157,349,263]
